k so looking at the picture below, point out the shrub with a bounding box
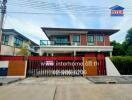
[110,56,132,75]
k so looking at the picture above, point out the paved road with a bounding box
[0,77,132,100]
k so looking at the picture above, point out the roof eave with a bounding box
[41,27,119,37]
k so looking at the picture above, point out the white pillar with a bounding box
[51,53,54,56]
[74,51,76,56]
[110,51,112,57]
[39,47,43,56]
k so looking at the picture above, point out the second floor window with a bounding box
[87,35,94,45]
[2,35,9,45]
[73,35,80,42]
[14,37,23,47]
[54,36,68,45]
[87,35,94,43]
[96,35,104,42]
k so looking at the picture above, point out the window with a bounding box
[72,35,80,45]
[30,44,34,49]
[14,37,23,47]
[87,35,94,45]
[73,35,80,45]
[2,35,9,45]
[54,36,68,45]
[96,35,104,42]
[87,35,94,43]
[73,35,80,42]
[30,44,36,51]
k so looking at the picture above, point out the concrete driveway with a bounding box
[0,77,132,100]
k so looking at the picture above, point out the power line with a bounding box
[6,11,110,17]
[6,1,132,16]
[7,0,111,13]
[5,11,132,17]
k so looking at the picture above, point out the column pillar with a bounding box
[39,47,43,56]
[74,50,76,56]
[110,51,112,57]
[51,53,54,56]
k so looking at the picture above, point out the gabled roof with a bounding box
[41,27,119,38]
[110,5,124,10]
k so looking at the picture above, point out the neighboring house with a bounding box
[40,27,119,57]
[1,29,39,56]
[110,5,124,16]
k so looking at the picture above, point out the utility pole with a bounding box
[0,0,7,55]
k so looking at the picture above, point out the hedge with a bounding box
[110,56,132,75]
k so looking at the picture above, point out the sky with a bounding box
[3,0,132,44]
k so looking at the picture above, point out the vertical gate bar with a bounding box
[53,63,54,76]
[32,61,34,76]
[44,60,45,77]
[26,60,28,76]
[75,62,77,76]
[31,61,33,77]
[30,60,32,77]
[42,60,44,76]
[35,60,38,77]
[37,60,39,77]
[77,62,79,76]
[45,60,47,77]
[65,61,67,76]
[27,60,30,77]
[35,60,36,77]
[49,65,51,76]
[32,61,34,77]
[39,60,41,77]
[36,60,37,77]
[68,63,69,76]
[64,62,66,76]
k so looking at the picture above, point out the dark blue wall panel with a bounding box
[0,68,8,76]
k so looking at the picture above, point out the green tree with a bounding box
[124,28,132,56]
[113,28,132,56]
[110,40,125,56]
[126,45,132,56]
[17,47,31,56]
[126,28,132,45]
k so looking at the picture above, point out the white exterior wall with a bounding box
[1,45,22,56]
[1,45,14,55]
[8,35,14,46]
[0,61,9,68]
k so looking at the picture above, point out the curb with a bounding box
[0,78,24,86]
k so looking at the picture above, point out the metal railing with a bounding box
[40,40,81,46]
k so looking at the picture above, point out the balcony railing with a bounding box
[40,40,71,46]
[40,40,95,46]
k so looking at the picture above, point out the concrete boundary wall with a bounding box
[0,60,27,78]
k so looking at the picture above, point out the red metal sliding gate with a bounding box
[27,56,83,76]
[27,55,106,77]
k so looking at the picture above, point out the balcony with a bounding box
[39,40,113,53]
[40,40,77,46]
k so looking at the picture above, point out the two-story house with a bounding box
[1,29,39,56]
[40,27,119,57]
